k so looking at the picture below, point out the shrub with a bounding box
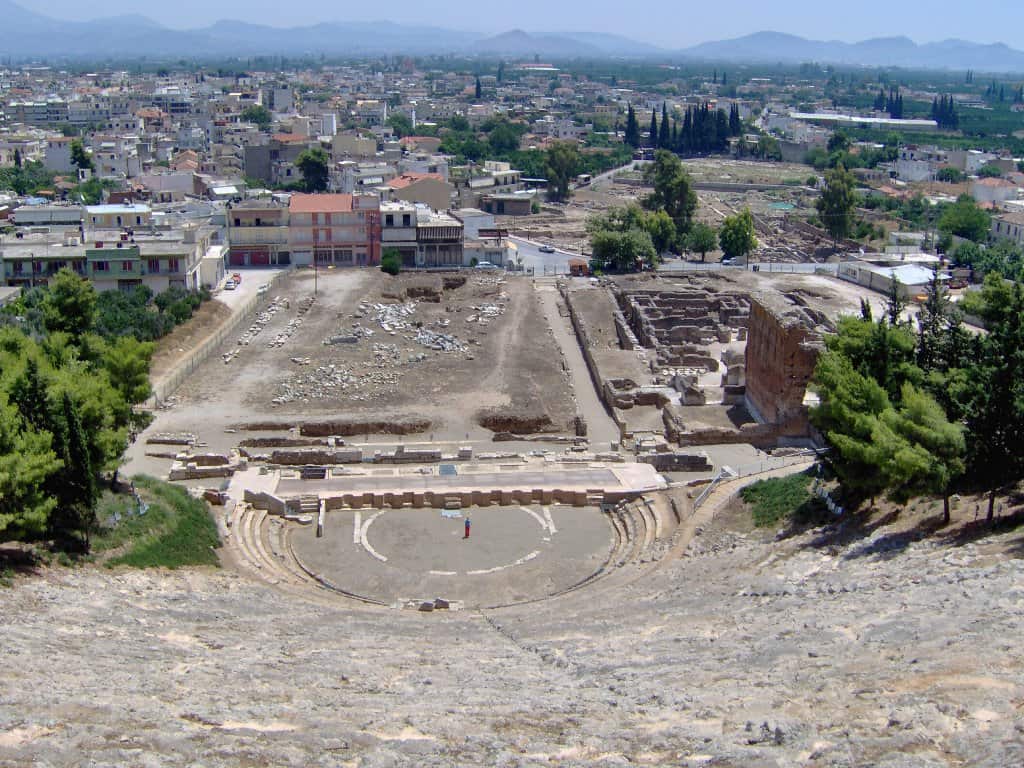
[381,249,402,276]
[740,471,826,527]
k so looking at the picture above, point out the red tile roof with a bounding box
[289,193,354,213]
[387,172,444,190]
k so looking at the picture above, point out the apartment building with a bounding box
[1,224,215,292]
[226,199,291,267]
[381,202,464,268]
[991,210,1024,246]
[385,172,455,212]
[43,136,75,173]
[288,193,381,267]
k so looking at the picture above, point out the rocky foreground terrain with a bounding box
[2,511,1023,767]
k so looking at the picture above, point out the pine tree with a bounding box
[649,109,658,148]
[658,103,670,148]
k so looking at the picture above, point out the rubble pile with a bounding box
[237,297,288,347]
[465,303,505,325]
[371,301,418,333]
[267,316,304,348]
[414,329,467,352]
[323,324,373,346]
[372,343,401,366]
[273,364,402,405]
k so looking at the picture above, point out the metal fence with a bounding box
[691,449,826,513]
[149,270,287,406]
[661,262,838,275]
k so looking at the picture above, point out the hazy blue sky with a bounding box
[29,0,1024,49]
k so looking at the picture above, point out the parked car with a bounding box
[721,258,737,266]
[224,279,237,290]
[232,272,242,284]
[474,261,497,269]
[538,244,556,253]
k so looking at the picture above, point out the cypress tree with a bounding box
[659,103,670,148]
[11,357,51,433]
[649,109,658,149]
[715,108,729,150]
[625,105,640,148]
[50,392,97,551]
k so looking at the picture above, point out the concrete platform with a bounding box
[289,504,613,608]
[230,461,666,510]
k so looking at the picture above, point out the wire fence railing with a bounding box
[691,449,827,513]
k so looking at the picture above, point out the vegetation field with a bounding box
[92,476,220,569]
[740,470,826,527]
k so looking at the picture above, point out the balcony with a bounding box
[228,226,288,245]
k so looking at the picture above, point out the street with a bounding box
[510,236,583,275]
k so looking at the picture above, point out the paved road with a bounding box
[535,282,621,448]
[510,236,582,276]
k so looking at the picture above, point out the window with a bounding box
[385,214,394,226]
[234,218,240,227]
[148,259,160,273]
[168,258,179,272]
[135,216,141,225]
[94,261,109,272]
[402,214,411,227]
[122,260,133,272]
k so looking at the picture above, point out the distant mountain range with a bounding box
[2,0,1023,73]
[682,31,1024,73]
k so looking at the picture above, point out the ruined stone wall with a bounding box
[744,298,823,429]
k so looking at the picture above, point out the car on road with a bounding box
[538,244,556,253]
[474,261,498,269]
[224,279,237,290]
[720,258,737,266]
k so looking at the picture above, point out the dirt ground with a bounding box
[149,299,234,380]
[139,268,574,451]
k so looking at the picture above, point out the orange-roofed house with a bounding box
[288,193,381,267]
[384,172,454,212]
